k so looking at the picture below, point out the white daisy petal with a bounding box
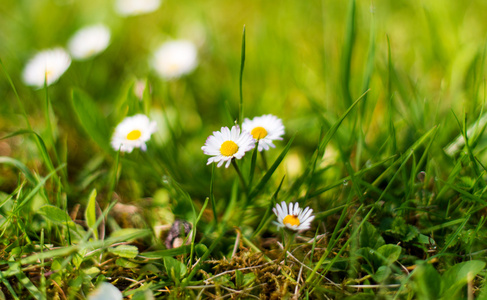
[68,24,110,60]
[242,114,285,152]
[111,114,157,153]
[293,202,301,215]
[88,282,122,300]
[272,207,278,217]
[275,202,285,222]
[306,214,315,223]
[288,202,294,216]
[301,209,314,222]
[22,48,71,88]
[272,201,314,232]
[298,207,310,220]
[152,40,198,80]
[202,125,255,168]
[280,201,288,216]
[115,0,161,16]
[224,159,232,168]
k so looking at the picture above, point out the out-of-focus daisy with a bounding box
[88,282,122,300]
[22,48,71,88]
[68,24,111,60]
[115,0,161,16]
[273,201,314,231]
[242,114,285,151]
[201,126,255,168]
[152,40,198,80]
[111,114,157,153]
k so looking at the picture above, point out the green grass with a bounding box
[2,0,487,299]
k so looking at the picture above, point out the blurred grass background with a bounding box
[1,0,486,194]
[2,0,487,297]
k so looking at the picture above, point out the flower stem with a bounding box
[231,160,248,195]
[282,230,296,264]
[233,159,252,228]
[210,164,218,223]
[261,150,268,171]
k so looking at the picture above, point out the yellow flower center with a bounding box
[283,215,300,226]
[220,140,239,156]
[86,49,97,57]
[126,129,142,141]
[251,126,268,140]
[167,63,181,73]
[44,70,53,82]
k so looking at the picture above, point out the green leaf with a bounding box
[411,263,441,300]
[0,156,37,185]
[404,225,420,242]
[141,246,191,259]
[38,205,72,225]
[132,289,154,300]
[163,256,187,280]
[357,244,401,273]
[376,244,401,265]
[235,271,256,289]
[214,274,235,288]
[359,221,385,249]
[388,217,408,236]
[478,282,487,300]
[108,245,139,259]
[243,272,256,287]
[356,247,379,272]
[441,260,486,298]
[372,265,391,282]
[116,258,139,268]
[71,88,111,152]
[83,267,100,278]
[72,252,84,269]
[84,189,98,240]
[109,229,150,241]
[415,234,435,245]
[195,244,208,257]
[345,294,375,300]
[9,261,43,300]
[235,270,243,288]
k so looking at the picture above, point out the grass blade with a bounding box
[239,25,246,125]
[249,135,294,199]
[340,0,356,108]
[0,157,37,185]
[319,90,368,153]
[85,189,98,240]
[12,164,66,214]
[71,88,111,153]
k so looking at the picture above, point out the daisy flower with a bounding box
[201,126,255,168]
[111,114,157,153]
[273,201,314,231]
[88,282,122,300]
[22,48,71,88]
[242,114,285,151]
[68,24,111,60]
[115,0,161,16]
[152,40,198,80]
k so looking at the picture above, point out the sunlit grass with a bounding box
[2,0,487,298]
